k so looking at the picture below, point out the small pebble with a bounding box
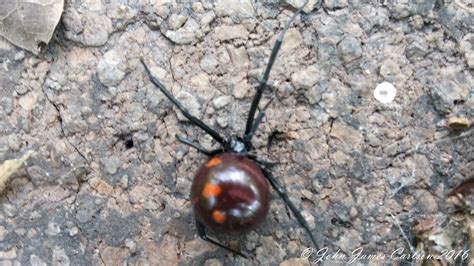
[0,226,6,241]
[30,254,47,266]
[76,209,93,224]
[14,51,25,61]
[233,80,250,99]
[165,19,201,45]
[460,33,474,69]
[287,241,299,254]
[3,203,17,218]
[215,25,249,41]
[291,65,319,89]
[82,14,112,46]
[200,11,216,28]
[301,210,316,230]
[0,248,17,260]
[119,175,129,189]
[337,36,362,62]
[349,207,358,218]
[52,247,70,265]
[286,0,321,13]
[324,0,348,9]
[192,2,205,13]
[7,134,21,151]
[212,95,231,109]
[175,91,202,121]
[200,52,218,74]
[14,85,29,95]
[124,238,137,253]
[255,236,286,264]
[245,231,259,250]
[153,1,171,18]
[101,156,121,175]
[97,50,126,87]
[410,15,424,30]
[69,227,79,236]
[168,14,187,30]
[0,97,14,114]
[214,0,255,18]
[379,60,401,79]
[216,116,228,128]
[203,258,222,266]
[27,228,37,238]
[45,222,61,236]
[275,230,284,239]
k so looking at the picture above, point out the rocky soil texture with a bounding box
[0,0,473,265]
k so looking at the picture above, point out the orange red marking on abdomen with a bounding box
[206,157,222,168]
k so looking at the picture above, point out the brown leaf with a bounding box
[0,0,64,55]
[0,150,34,193]
[448,176,474,198]
[411,217,436,235]
[448,117,471,131]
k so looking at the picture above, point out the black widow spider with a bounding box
[141,1,318,258]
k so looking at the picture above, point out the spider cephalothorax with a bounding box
[226,135,247,154]
[142,1,317,258]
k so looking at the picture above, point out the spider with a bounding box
[141,1,318,258]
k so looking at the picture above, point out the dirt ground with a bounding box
[0,0,473,265]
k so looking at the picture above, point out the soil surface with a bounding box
[0,0,473,265]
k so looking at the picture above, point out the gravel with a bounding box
[82,14,113,46]
[168,13,188,30]
[337,36,363,63]
[291,65,319,89]
[460,33,474,69]
[215,25,249,41]
[0,1,472,265]
[214,0,255,19]
[165,18,203,44]
[97,50,126,87]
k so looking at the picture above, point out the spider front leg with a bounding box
[247,154,278,169]
[243,98,274,146]
[261,168,319,251]
[176,135,223,157]
[141,59,226,146]
[244,1,308,147]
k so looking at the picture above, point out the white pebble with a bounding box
[374,82,396,104]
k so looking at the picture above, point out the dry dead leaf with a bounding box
[448,176,474,199]
[0,0,64,55]
[427,231,453,251]
[447,117,471,131]
[0,150,34,193]
[411,217,436,235]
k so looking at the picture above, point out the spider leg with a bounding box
[243,1,308,147]
[176,135,222,157]
[261,168,319,251]
[195,218,248,258]
[141,59,226,145]
[247,154,278,168]
[243,98,273,145]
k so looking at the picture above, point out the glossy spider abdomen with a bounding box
[191,152,270,234]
